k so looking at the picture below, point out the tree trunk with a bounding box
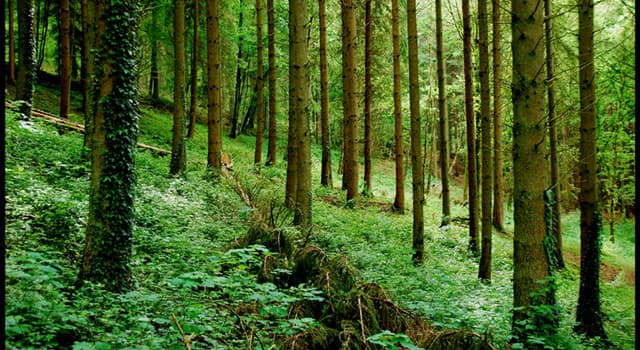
[319,0,332,187]
[462,0,478,254]
[79,0,139,292]
[59,0,71,119]
[187,0,199,139]
[265,0,277,166]
[8,0,16,85]
[16,0,36,119]
[170,0,187,176]
[35,0,51,73]
[149,5,159,100]
[478,0,492,282]
[363,0,372,195]
[436,0,450,227]
[254,0,264,164]
[492,0,504,232]
[544,0,565,270]
[207,0,222,169]
[511,0,556,338]
[391,0,404,213]
[407,0,424,265]
[341,0,359,202]
[575,0,607,341]
[230,2,245,139]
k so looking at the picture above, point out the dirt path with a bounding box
[563,251,635,286]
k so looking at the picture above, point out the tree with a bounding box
[207,0,222,169]
[149,3,159,100]
[16,0,36,119]
[170,0,187,176]
[575,0,608,341]
[8,0,16,85]
[187,0,199,139]
[492,0,504,232]
[81,0,96,149]
[319,0,332,187]
[478,0,492,282]
[407,0,424,264]
[79,0,139,292]
[265,0,277,166]
[391,0,404,213]
[544,0,565,269]
[363,0,372,195]
[462,0,478,254]
[59,0,71,119]
[435,0,450,227]
[254,0,264,164]
[511,0,556,337]
[341,0,359,202]
[230,1,246,139]
[289,0,311,226]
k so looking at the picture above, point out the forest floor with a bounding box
[4,85,635,349]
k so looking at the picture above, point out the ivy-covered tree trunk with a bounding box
[478,0,492,282]
[363,0,372,195]
[187,0,199,139]
[79,0,139,292]
[511,0,556,338]
[436,0,450,227]
[170,0,187,176]
[254,0,264,164]
[391,0,404,214]
[575,0,608,341]
[59,0,71,119]
[207,0,222,169]
[462,0,478,254]
[544,0,565,269]
[319,0,332,187]
[341,0,359,202]
[407,0,424,265]
[8,0,16,85]
[492,0,504,233]
[16,0,36,119]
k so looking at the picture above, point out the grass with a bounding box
[4,86,635,349]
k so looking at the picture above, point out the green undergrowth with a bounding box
[5,87,635,349]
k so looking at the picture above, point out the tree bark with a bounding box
[363,0,372,195]
[187,0,199,139]
[407,0,424,265]
[230,1,246,139]
[575,0,608,341]
[149,5,159,100]
[59,0,71,119]
[478,0,492,282]
[492,0,504,232]
[544,0,565,270]
[391,0,404,213]
[16,0,36,119]
[436,0,450,226]
[341,0,359,202]
[511,0,556,337]
[207,0,222,169]
[319,0,332,187]
[8,0,16,85]
[170,0,187,176]
[462,0,478,254]
[79,0,139,292]
[254,0,264,164]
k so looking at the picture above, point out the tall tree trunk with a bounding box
[187,0,199,139]
[149,5,159,100]
[407,0,424,265]
[254,0,264,164]
[478,0,492,282]
[16,0,36,119]
[79,0,139,292]
[462,0,478,254]
[544,0,565,270]
[170,0,187,176]
[492,0,504,232]
[363,0,372,195]
[35,0,51,73]
[290,0,311,226]
[319,0,332,186]
[391,0,404,213]
[81,0,95,148]
[230,2,245,139]
[59,0,71,119]
[341,0,359,202]
[207,0,222,169]
[265,0,277,166]
[511,0,556,338]
[575,0,607,341]
[8,0,16,85]
[436,0,450,226]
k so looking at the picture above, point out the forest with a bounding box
[3,0,635,349]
